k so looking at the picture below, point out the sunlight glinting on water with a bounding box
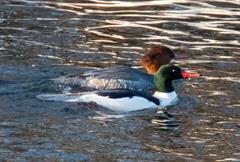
[66,60,117,67]
[92,39,117,43]
[80,1,239,50]
[190,23,240,35]
[63,0,186,7]
[85,9,158,14]
[86,22,186,35]
[101,45,143,50]
[5,0,240,54]
[204,76,240,83]
[37,54,63,60]
[0,0,240,160]
[217,158,240,162]
[85,29,126,40]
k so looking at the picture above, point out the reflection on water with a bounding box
[0,0,240,161]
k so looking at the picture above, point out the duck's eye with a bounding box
[172,69,176,73]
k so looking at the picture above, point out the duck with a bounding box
[52,45,175,91]
[38,64,200,112]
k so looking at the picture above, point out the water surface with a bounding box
[0,0,240,161]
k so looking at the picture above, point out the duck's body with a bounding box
[53,45,175,91]
[39,64,200,112]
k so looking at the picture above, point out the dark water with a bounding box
[0,0,240,161]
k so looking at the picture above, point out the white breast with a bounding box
[153,91,178,108]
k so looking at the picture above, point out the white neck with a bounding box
[153,91,178,108]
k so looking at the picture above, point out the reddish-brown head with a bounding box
[139,45,175,74]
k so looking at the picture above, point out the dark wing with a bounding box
[83,67,155,91]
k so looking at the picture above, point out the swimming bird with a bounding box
[38,64,200,112]
[53,45,175,91]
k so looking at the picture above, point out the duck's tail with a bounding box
[37,93,84,102]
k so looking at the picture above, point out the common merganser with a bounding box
[38,64,200,112]
[53,45,175,91]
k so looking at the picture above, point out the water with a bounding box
[0,0,240,161]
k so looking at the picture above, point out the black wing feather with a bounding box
[95,90,160,105]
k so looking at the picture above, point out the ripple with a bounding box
[0,0,240,161]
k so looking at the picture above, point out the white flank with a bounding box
[37,93,158,112]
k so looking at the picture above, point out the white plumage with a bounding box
[37,90,178,112]
[38,93,159,112]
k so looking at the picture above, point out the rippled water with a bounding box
[0,0,240,161]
